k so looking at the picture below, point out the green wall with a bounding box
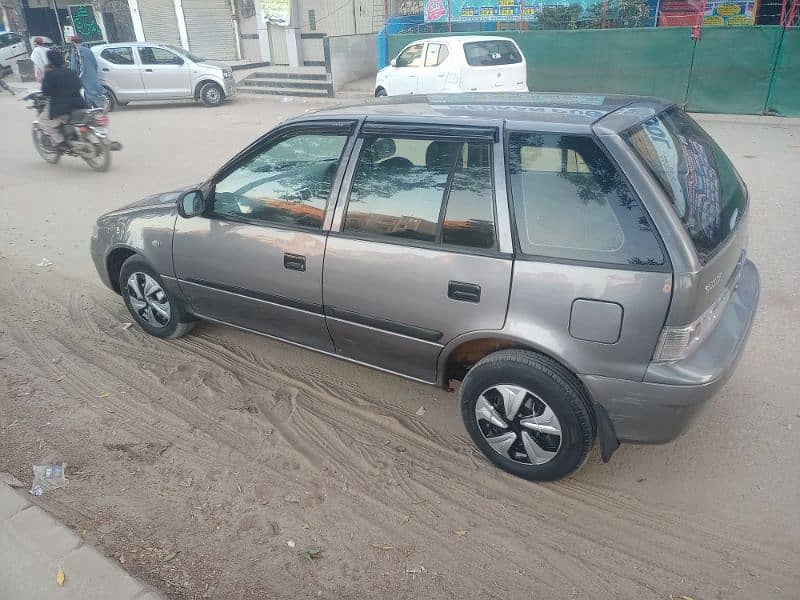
[387,27,798,116]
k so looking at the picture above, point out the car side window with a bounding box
[0,33,9,48]
[396,44,424,68]
[101,47,134,65]
[507,133,665,267]
[343,136,496,249]
[424,43,448,67]
[212,131,349,230]
[138,47,182,65]
[9,34,22,45]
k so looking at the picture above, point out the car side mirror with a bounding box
[390,58,397,67]
[177,189,205,218]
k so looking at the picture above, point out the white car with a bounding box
[0,31,27,72]
[375,35,528,97]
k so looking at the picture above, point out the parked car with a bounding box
[91,42,235,110]
[91,93,759,481]
[0,31,27,73]
[375,36,527,97]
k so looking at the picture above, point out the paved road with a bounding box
[0,92,798,599]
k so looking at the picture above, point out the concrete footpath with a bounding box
[0,482,164,600]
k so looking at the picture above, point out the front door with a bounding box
[173,121,356,351]
[137,46,191,98]
[323,126,513,382]
[387,43,424,95]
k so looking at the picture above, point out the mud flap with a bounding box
[595,403,620,463]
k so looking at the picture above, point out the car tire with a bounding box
[119,256,195,339]
[199,82,224,107]
[460,350,595,481]
[102,87,117,112]
[375,87,387,97]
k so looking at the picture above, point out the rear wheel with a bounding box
[199,82,224,107]
[81,131,111,172]
[119,256,195,339]
[32,127,61,164]
[460,350,595,481]
[102,87,117,112]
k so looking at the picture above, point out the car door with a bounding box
[137,46,191,99]
[387,43,424,95]
[172,120,358,351]
[0,33,26,68]
[98,46,146,99]
[323,123,513,382]
[417,42,450,94]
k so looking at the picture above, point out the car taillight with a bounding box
[653,286,733,362]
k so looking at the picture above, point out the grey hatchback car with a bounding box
[90,94,759,481]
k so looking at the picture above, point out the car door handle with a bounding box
[102,67,110,71]
[144,68,153,72]
[283,253,306,272]
[436,72,445,77]
[448,281,481,303]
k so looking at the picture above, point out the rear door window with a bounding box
[507,133,665,267]
[463,40,522,66]
[424,43,448,67]
[624,107,747,262]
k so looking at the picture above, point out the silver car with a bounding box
[90,94,760,481]
[91,42,236,109]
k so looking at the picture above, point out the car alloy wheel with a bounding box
[125,272,171,328]
[474,384,562,465]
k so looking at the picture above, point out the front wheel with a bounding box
[32,127,61,164]
[199,82,224,107]
[460,350,595,481]
[375,87,387,97]
[119,256,195,339]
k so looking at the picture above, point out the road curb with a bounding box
[0,481,165,599]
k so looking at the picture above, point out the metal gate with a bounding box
[137,0,181,46]
[268,22,288,64]
[98,0,136,42]
[182,0,238,60]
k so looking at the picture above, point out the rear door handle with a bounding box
[144,68,153,72]
[283,253,306,272]
[102,67,110,72]
[448,281,481,303]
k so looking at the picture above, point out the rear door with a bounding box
[137,46,191,98]
[323,123,512,382]
[173,120,357,350]
[461,39,527,92]
[417,42,451,94]
[98,46,146,99]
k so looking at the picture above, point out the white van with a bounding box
[375,36,528,97]
[0,32,27,73]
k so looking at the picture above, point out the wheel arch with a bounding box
[374,85,386,97]
[194,78,224,100]
[106,245,138,294]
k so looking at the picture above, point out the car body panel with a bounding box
[0,31,27,70]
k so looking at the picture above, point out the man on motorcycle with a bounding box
[40,49,87,150]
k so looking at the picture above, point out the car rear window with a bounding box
[463,40,522,67]
[624,107,747,263]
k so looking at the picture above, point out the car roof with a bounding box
[92,42,177,49]
[303,93,673,132]
[408,35,516,45]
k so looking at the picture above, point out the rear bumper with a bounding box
[581,259,760,443]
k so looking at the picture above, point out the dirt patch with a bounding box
[1,258,798,599]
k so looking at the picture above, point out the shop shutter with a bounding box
[137,0,181,46]
[182,0,237,60]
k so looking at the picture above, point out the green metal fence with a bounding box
[387,27,799,116]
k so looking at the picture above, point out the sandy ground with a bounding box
[0,92,799,599]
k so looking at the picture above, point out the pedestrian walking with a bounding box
[30,37,49,83]
[68,35,105,109]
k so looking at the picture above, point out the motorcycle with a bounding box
[24,91,122,172]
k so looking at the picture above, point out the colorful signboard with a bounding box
[424,0,578,22]
[703,0,758,25]
[68,5,103,42]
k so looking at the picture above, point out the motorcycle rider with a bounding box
[40,49,87,151]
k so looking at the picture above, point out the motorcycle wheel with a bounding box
[32,127,61,164]
[82,132,112,172]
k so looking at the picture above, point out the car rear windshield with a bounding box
[624,107,747,263]
[463,40,522,67]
